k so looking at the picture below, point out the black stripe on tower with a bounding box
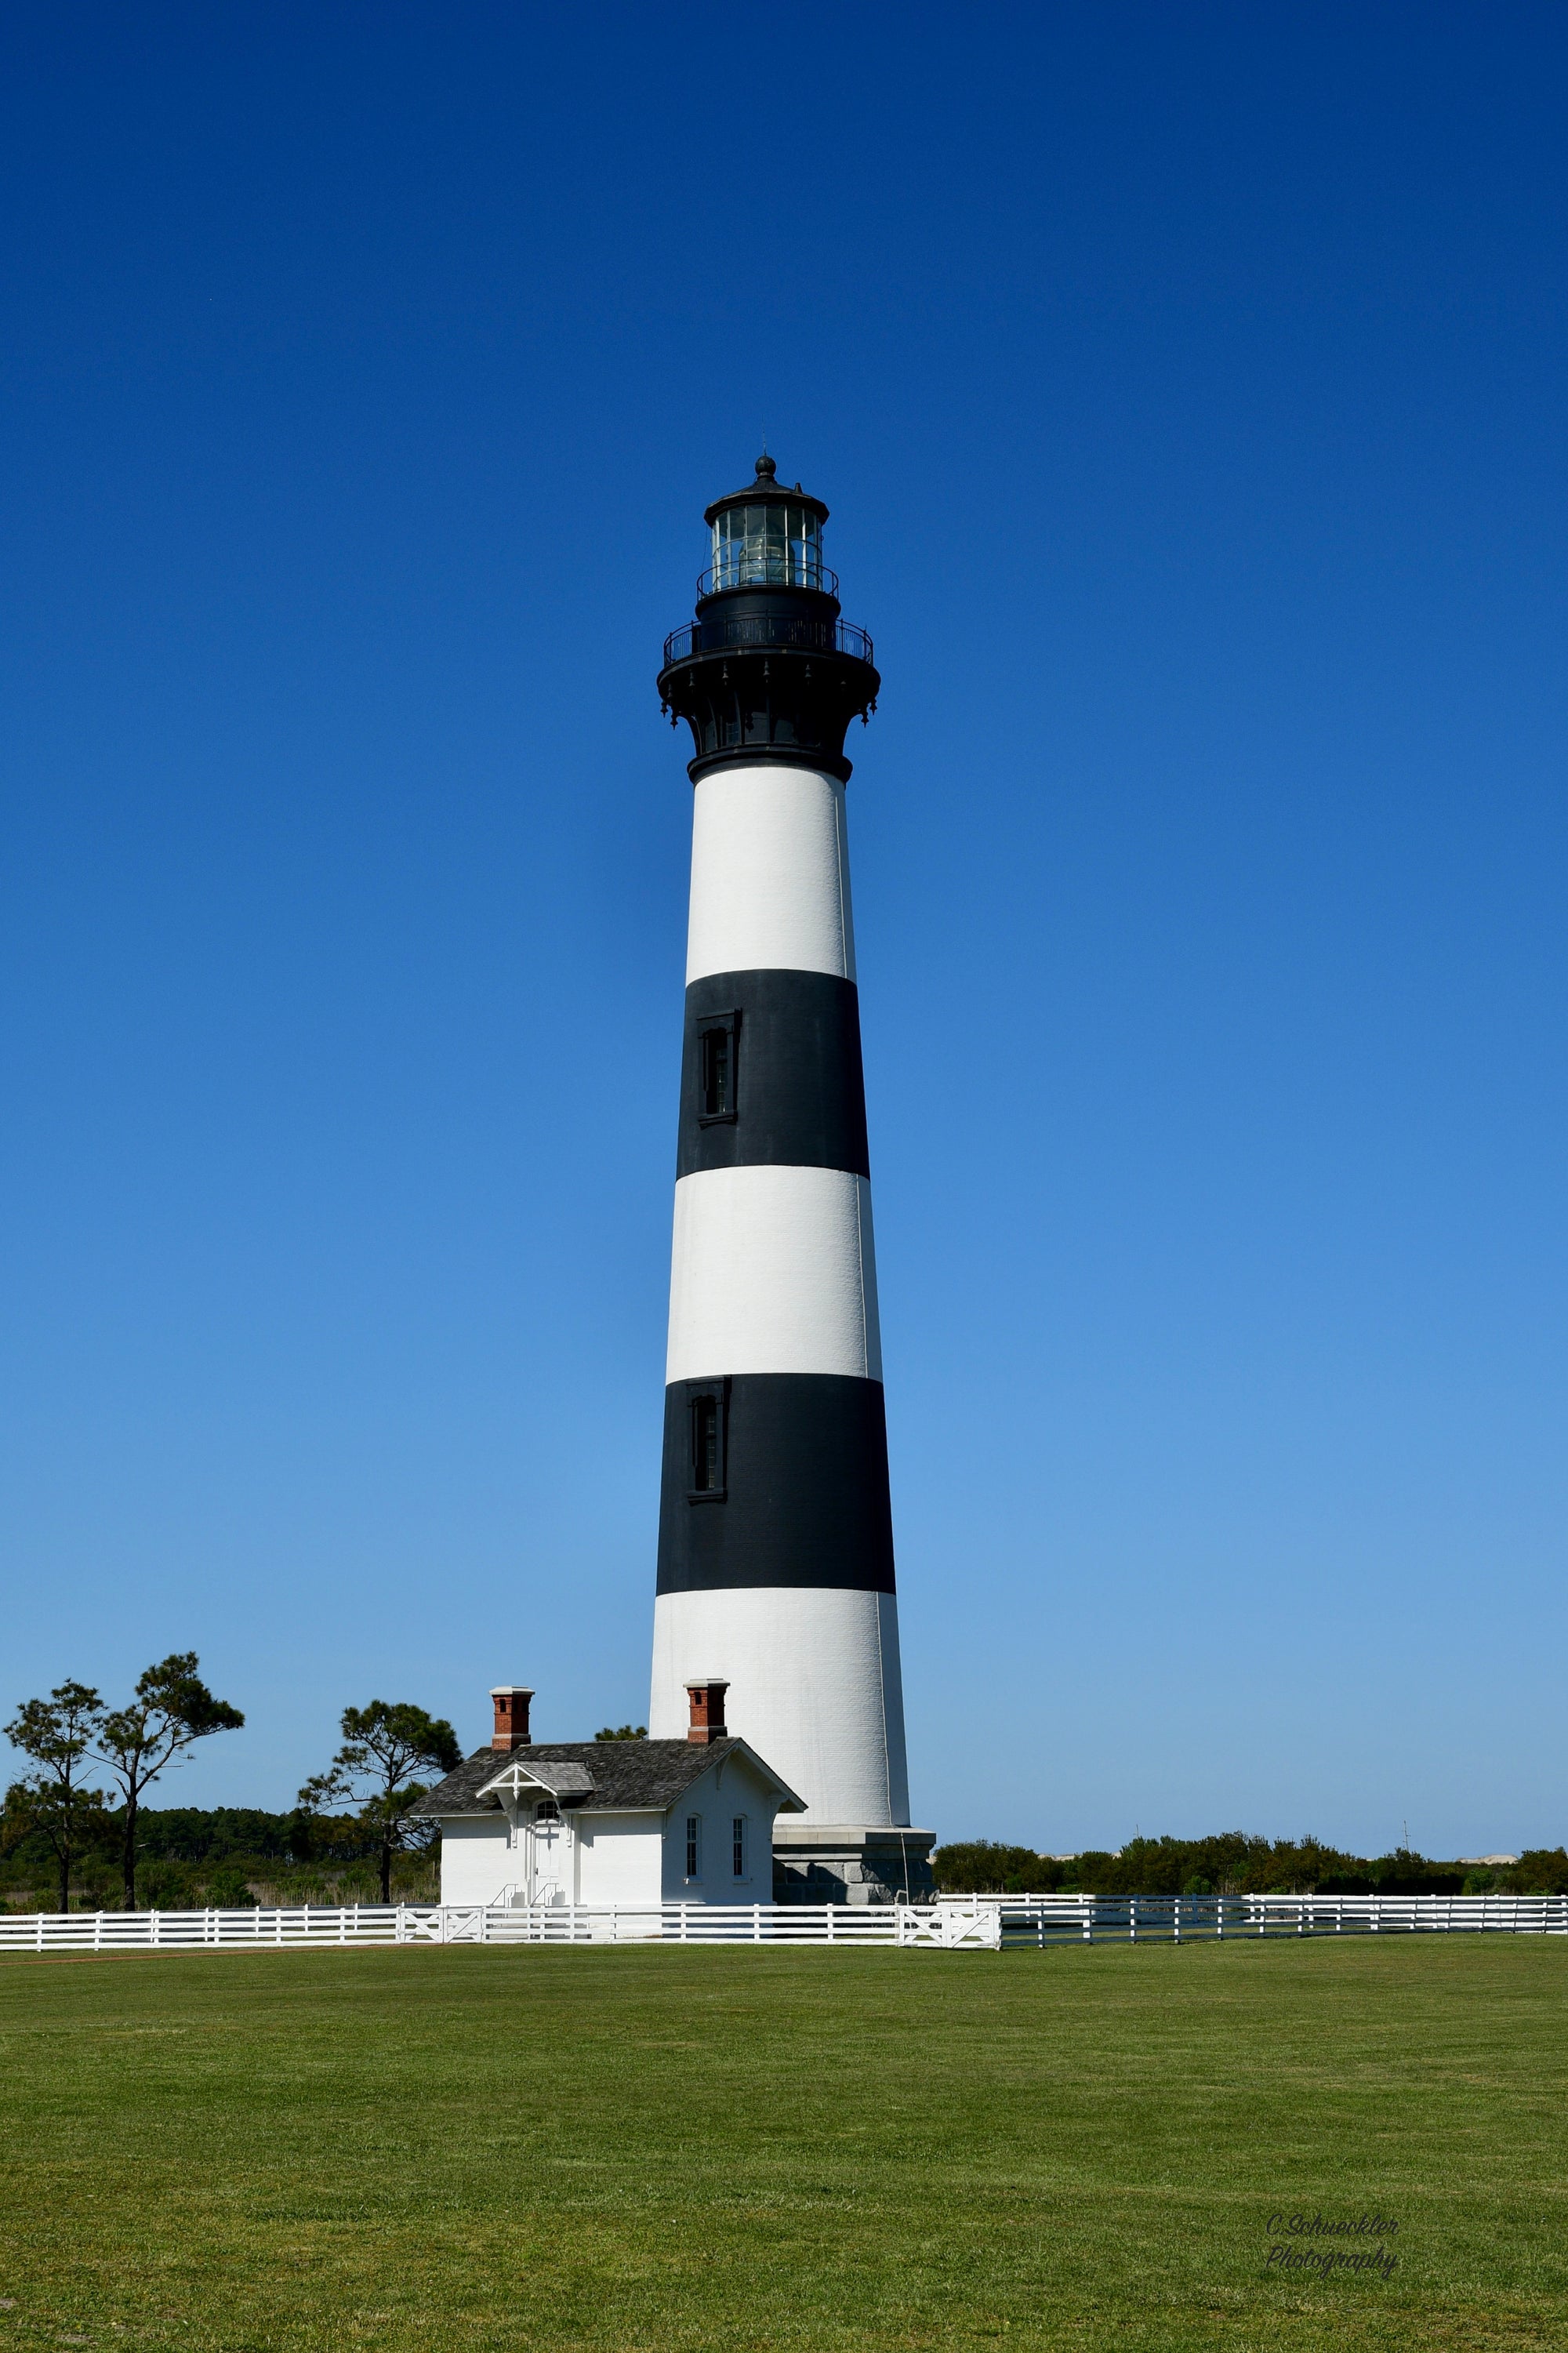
[677,968,869,1179]
[655,1373,895,1595]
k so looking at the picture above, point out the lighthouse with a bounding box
[649,456,933,1903]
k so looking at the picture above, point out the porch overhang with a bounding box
[476,1757,598,1805]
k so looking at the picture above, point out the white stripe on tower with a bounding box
[651,1585,911,1825]
[666,1164,882,1385]
[685,762,857,984]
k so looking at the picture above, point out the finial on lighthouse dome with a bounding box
[753,451,776,481]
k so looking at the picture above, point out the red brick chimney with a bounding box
[490,1687,533,1752]
[685,1679,729,1745]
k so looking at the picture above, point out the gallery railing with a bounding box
[699,557,838,597]
[662,615,873,669]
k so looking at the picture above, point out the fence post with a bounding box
[1174,1897,1181,1945]
[754,1904,761,1944]
[1130,1897,1137,1944]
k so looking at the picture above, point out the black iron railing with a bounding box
[662,614,873,670]
[698,556,839,598]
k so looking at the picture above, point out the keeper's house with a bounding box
[413,1683,804,1909]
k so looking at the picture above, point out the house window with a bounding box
[732,1817,747,1879]
[696,1011,738,1124]
[687,1381,728,1500]
[686,1815,702,1879]
[534,1799,559,1822]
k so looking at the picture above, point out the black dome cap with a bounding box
[704,453,829,529]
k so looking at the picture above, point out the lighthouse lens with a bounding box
[742,504,785,583]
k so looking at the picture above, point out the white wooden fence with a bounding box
[1,1889,1563,1956]
[0,1901,1001,1954]
[992,1891,1568,1942]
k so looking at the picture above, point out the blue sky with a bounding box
[2,4,1564,1855]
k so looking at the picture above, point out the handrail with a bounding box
[662,615,873,670]
[699,557,837,598]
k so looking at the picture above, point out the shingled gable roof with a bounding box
[408,1738,804,1821]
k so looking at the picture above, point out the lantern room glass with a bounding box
[711,502,823,590]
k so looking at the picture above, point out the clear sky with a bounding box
[3,5,1564,1857]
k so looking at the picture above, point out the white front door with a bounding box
[527,1810,568,1905]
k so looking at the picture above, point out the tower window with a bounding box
[692,1394,719,1490]
[686,1381,728,1501]
[700,1025,731,1117]
[732,1817,747,1879]
[686,1814,702,1879]
[695,1011,739,1124]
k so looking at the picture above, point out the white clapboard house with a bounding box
[413,1682,804,1908]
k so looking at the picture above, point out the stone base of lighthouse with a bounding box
[771,1821,936,1905]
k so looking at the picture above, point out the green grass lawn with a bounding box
[0,1935,1564,2351]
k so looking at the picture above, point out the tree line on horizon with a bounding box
[932,1833,1568,1899]
[12,1670,1562,1912]
[2,1663,467,1908]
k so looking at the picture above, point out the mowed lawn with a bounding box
[0,1936,1565,2351]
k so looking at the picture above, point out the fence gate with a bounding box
[898,1905,1002,1949]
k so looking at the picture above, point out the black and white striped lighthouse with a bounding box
[650,457,932,1902]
